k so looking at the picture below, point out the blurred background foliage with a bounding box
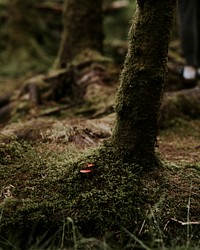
[0,0,136,76]
[0,0,63,75]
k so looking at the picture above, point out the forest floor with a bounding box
[0,63,200,167]
[0,51,200,249]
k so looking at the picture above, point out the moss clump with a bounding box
[62,145,145,236]
[0,139,71,239]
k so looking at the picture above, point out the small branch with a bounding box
[28,83,40,105]
[170,218,200,226]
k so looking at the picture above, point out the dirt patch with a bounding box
[159,120,200,164]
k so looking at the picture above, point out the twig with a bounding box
[170,218,200,226]
[29,83,40,105]
[138,220,146,235]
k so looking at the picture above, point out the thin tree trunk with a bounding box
[55,0,104,69]
[111,0,177,168]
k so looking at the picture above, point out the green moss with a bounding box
[63,146,144,234]
[0,138,159,242]
[0,132,200,247]
[0,139,70,233]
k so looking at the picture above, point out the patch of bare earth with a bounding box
[158,120,200,164]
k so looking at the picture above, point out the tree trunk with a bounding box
[111,0,177,168]
[55,0,104,68]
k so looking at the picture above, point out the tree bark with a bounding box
[111,0,177,168]
[55,0,104,69]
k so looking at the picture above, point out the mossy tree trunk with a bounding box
[55,0,104,68]
[111,0,177,168]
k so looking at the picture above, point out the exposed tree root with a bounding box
[0,60,116,123]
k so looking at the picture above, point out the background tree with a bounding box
[54,0,104,69]
[0,0,111,120]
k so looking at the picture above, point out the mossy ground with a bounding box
[0,116,200,249]
[1,2,199,248]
